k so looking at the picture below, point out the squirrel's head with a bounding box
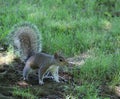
[54,53,69,66]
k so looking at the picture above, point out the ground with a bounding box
[0,49,119,99]
[0,50,84,99]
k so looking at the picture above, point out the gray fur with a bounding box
[23,53,59,85]
[8,22,42,61]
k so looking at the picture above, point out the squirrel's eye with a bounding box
[59,59,63,62]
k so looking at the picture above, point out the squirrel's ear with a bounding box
[54,53,58,59]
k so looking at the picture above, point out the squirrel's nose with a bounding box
[66,61,76,67]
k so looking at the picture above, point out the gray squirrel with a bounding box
[8,22,69,85]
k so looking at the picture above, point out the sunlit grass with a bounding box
[0,51,15,65]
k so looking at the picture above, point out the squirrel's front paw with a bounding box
[55,80,60,83]
[39,80,44,85]
[54,77,60,83]
[53,74,60,83]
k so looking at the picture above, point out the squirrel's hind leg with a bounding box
[23,63,32,81]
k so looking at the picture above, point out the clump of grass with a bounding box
[68,51,120,98]
[13,87,37,99]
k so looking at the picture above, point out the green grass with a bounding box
[68,52,120,98]
[13,87,37,99]
[0,0,120,99]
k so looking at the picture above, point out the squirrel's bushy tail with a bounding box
[8,22,42,61]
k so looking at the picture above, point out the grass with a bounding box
[0,0,120,99]
[68,54,120,98]
[13,87,37,99]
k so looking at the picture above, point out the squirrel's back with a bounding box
[8,22,42,61]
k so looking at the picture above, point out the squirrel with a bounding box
[8,22,69,85]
